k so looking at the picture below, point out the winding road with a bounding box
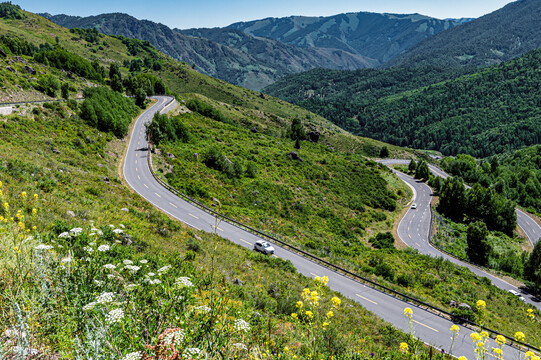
[123,97,534,359]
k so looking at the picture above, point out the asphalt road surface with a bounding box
[123,97,532,359]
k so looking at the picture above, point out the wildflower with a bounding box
[232,343,247,351]
[32,208,37,215]
[305,310,314,319]
[404,307,413,319]
[492,347,503,359]
[302,288,310,298]
[61,256,72,263]
[450,324,459,335]
[323,322,329,327]
[121,352,142,360]
[470,332,481,342]
[125,265,141,273]
[527,308,535,321]
[97,245,110,252]
[476,300,486,311]
[514,331,525,342]
[21,191,26,199]
[183,348,202,359]
[18,221,24,230]
[125,284,138,291]
[147,272,156,277]
[194,305,211,313]
[480,331,489,339]
[33,194,38,200]
[119,224,125,229]
[34,244,53,251]
[234,319,251,333]
[525,351,537,360]
[58,232,71,238]
[458,357,468,360]
[296,301,303,309]
[96,292,115,304]
[113,228,123,234]
[163,329,185,346]
[103,264,116,270]
[291,313,298,319]
[94,280,104,286]
[83,302,97,311]
[123,259,134,265]
[70,228,83,236]
[147,279,161,285]
[158,265,171,274]
[495,335,505,346]
[399,342,409,354]
[83,246,94,253]
[105,308,124,324]
[331,296,341,307]
[175,277,194,288]
[139,259,148,264]
[326,310,334,319]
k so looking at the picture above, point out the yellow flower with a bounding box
[399,342,409,354]
[323,322,329,327]
[326,310,334,319]
[18,221,25,230]
[450,324,459,334]
[4,202,9,211]
[291,313,298,320]
[32,208,37,215]
[404,307,413,319]
[476,299,486,311]
[0,181,2,188]
[331,296,341,307]
[320,275,329,286]
[458,357,468,360]
[33,194,38,200]
[305,311,313,319]
[283,346,289,354]
[514,331,525,342]
[492,347,503,359]
[480,331,489,339]
[21,191,27,199]
[525,351,536,360]
[495,335,506,346]
[314,276,321,283]
[296,301,303,309]
[32,226,36,231]
[470,332,481,342]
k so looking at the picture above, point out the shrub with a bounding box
[34,47,106,83]
[186,98,231,124]
[370,232,395,249]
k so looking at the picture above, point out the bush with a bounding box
[186,98,231,124]
[369,232,395,249]
[34,47,105,83]
[145,113,190,145]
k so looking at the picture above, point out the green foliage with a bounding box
[145,113,190,146]
[34,46,106,82]
[438,177,466,222]
[186,98,230,124]
[80,86,139,137]
[69,27,100,44]
[414,160,430,181]
[61,82,69,99]
[379,146,389,158]
[0,2,24,19]
[466,221,490,266]
[369,232,395,249]
[525,241,541,293]
[37,74,60,97]
[0,34,37,56]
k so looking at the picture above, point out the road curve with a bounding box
[378,159,541,309]
[122,97,528,359]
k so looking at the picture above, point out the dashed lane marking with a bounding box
[137,175,140,180]
[144,184,149,189]
[189,213,199,219]
[356,294,378,305]
[413,320,439,332]
[170,202,178,208]
[154,192,161,198]
[240,239,251,245]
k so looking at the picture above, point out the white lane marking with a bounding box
[413,320,439,333]
[310,272,320,278]
[240,239,251,245]
[135,159,138,164]
[137,175,140,180]
[189,213,199,219]
[356,294,378,305]
[154,192,161,198]
[144,184,149,189]
[136,167,138,172]
[170,202,178,208]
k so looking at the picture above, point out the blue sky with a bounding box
[15,0,515,29]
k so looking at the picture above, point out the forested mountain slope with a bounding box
[228,12,465,64]
[387,0,541,68]
[264,49,541,157]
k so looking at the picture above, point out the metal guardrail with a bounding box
[142,101,540,354]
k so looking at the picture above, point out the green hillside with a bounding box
[1,4,541,358]
[264,49,541,157]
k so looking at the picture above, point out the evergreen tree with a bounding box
[289,117,305,149]
[415,160,430,181]
[61,82,69,100]
[466,221,490,266]
[135,87,146,108]
[379,146,389,158]
[438,177,466,221]
[525,240,541,292]
[408,159,417,174]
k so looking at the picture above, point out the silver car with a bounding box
[254,240,275,255]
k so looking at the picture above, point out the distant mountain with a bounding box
[388,0,541,67]
[228,12,465,64]
[42,13,375,90]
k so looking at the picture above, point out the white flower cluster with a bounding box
[193,305,211,313]
[125,284,138,291]
[157,265,171,274]
[83,302,96,311]
[175,277,194,288]
[163,329,185,346]
[147,272,156,277]
[58,232,71,238]
[34,244,53,251]
[105,308,124,324]
[97,245,110,252]
[103,264,116,270]
[70,228,83,236]
[125,265,140,273]
[139,259,148,264]
[113,228,123,234]
[120,351,141,360]
[232,343,247,351]
[83,246,94,253]
[183,348,202,359]
[234,319,250,333]
[123,259,133,265]
[145,278,161,285]
[96,292,115,304]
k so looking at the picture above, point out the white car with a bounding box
[411,203,417,209]
[254,240,275,255]
[508,289,525,301]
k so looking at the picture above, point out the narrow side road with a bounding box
[122,98,530,359]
